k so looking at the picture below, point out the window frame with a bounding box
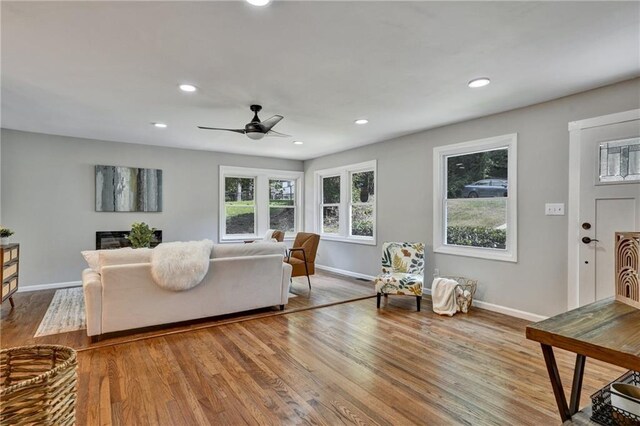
[268,178,298,234]
[314,160,377,245]
[320,174,342,235]
[433,134,518,262]
[219,166,304,242]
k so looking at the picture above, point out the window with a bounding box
[224,177,256,236]
[433,134,517,262]
[269,179,296,232]
[220,167,303,241]
[350,170,375,237]
[321,176,341,234]
[315,160,376,245]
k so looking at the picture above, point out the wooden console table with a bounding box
[526,298,640,423]
[1,244,20,308]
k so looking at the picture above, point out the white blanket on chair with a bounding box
[151,240,214,291]
[431,277,459,316]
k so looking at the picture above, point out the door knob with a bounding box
[582,236,599,244]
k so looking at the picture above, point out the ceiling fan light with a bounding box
[246,131,265,140]
[247,0,271,6]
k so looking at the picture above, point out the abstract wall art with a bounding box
[95,165,163,212]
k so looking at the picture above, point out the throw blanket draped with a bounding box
[151,240,214,291]
[431,277,459,316]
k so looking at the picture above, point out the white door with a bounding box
[578,119,640,305]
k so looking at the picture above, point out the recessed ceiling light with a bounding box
[179,84,197,92]
[354,119,369,125]
[293,141,303,145]
[468,78,491,88]
[247,0,271,6]
[153,122,167,128]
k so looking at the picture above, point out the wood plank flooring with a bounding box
[1,272,375,350]
[1,272,627,425]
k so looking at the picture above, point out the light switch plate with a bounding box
[545,203,565,216]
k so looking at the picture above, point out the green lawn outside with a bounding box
[447,198,506,229]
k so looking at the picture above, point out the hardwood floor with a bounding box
[0,272,375,351]
[1,273,626,425]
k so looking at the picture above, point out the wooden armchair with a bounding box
[285,232,320,289]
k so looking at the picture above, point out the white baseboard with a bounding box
[17,281,82,293]
[421,288,547,322]
[316,264,376,281]
[317,265,547,322]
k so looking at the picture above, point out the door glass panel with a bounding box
[599,137,640,183]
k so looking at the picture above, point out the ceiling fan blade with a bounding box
[260,115,283,132]
[197,126,245,134]
[266,129,291,138]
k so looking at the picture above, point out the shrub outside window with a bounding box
[433,134,517,262]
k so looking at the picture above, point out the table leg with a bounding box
[540,344,571,422]
[569,354,586,414]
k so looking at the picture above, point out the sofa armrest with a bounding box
[82,268,102,336]
[281,262,292,304]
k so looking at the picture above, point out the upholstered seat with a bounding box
[374,273,423,295]
[285,232,319,289]
[374,242,425,311]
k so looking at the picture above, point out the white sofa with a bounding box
[82,242,292,338]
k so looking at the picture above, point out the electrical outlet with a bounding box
[545,203,565,216]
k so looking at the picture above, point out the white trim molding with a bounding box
[315,264,376,281]
[17,280,82,293]
[317,265,546,322]
[567,109,640,310]
[219,166,304,243]
[433,133,518,263]
[313,160,377,246]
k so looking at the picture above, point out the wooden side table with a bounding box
[526,298,640,422]
[1,243,20,308]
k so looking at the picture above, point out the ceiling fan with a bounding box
[198,105,290,140]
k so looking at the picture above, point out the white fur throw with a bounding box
[150,240,214,291]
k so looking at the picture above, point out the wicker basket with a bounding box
[443,276,478,313]
[1,345,77,425]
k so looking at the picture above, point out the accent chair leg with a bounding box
[377,293,382,308]
[416,296,421,312]
[304,263,311,289]
[8,296,15,308]
[279,304,285,311]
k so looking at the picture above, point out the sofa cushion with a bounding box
[98,247,153,273]
[211,242,286,259]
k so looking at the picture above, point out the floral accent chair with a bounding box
[374,242,425,311]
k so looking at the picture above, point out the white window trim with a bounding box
[433,134,518,262]
[314,160,377,246]
[219,166,304,243]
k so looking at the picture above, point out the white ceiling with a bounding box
[2,1,639,161]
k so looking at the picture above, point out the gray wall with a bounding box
[304,78,640,317]
[1,129,302,287]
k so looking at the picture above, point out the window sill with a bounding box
[434,244,517,263]
[319,235,377,246]
[219,237,295,244]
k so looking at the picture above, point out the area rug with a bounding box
[35,288,298,338]
[35,287,86,337]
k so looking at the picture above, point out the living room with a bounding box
[1,1,639,425]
